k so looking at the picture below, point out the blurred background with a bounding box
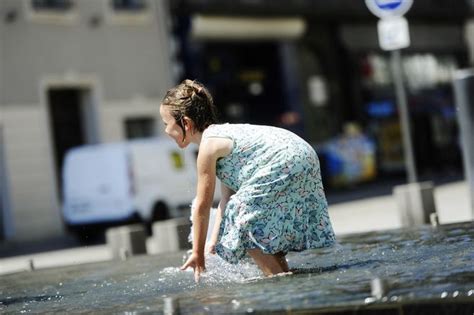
[0,0,472,251]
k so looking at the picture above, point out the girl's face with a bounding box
[159,105,188,148]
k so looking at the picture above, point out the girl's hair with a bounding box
[161,79,218,137]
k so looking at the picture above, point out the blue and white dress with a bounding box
[202,124,336,264]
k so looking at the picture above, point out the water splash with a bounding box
[161,251,263,287]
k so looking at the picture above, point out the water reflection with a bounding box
[1,222,473,313]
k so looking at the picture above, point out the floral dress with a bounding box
[203,124,336,264]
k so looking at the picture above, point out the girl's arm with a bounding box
[181,136,232,282]
[208,183,235,254]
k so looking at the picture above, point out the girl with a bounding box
[159,79,335,282]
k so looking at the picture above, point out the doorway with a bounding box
[47,87,97,199]
[0,124,13,240]
[190,42,288,126]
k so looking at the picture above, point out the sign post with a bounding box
[366,0,438,227]
[365,0,416,183]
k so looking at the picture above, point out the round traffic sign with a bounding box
[365,0,413,19]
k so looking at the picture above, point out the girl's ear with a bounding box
[183,116,194,132]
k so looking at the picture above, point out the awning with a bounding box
[191,15,306,40]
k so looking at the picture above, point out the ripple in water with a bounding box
[159,251,263,287]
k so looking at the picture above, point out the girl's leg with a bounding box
[247,249,289,276]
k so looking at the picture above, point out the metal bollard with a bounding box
[106,224,147,260]
[371,278,387,300]
[393,181,437,227]
[163,297,179,315]
[453,68,474,218]
[430,212,440,227]
[151,218,191,254]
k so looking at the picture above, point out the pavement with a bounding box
[0,179,471,276]
[329,180,471,235]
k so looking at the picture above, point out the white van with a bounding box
[61,137,199,237]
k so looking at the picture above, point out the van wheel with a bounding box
[130,212,142,224]
[151,201,170,222]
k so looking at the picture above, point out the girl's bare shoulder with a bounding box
[200,136,233,159]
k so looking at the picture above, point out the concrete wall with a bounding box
[0,0,172,105]
[100,98,161,142]
[2,106,62,240]
[0,0,173,241]
[0,123,15,240]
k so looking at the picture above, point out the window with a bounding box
[31,0,74,11]
[105,0,152,25]
[26,0,77,24]
[124,117,155,139]
[111,0,147,12]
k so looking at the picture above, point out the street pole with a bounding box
[367,0,434,226]
[390,49,417,183]
[452,69,474,218]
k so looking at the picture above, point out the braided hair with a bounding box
[161,79,218,139]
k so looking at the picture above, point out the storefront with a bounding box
[171,14,308,136]
[340,22,467,177]
[169,0,471,187]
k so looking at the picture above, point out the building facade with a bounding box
[0,0,174,241]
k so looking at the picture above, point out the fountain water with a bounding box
[1,222,473,314]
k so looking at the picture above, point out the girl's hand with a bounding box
[180,252,206,283]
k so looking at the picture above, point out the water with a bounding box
[1,222,473,314]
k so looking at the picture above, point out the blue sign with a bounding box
[365,0,413,18]
[376,0,403,10]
